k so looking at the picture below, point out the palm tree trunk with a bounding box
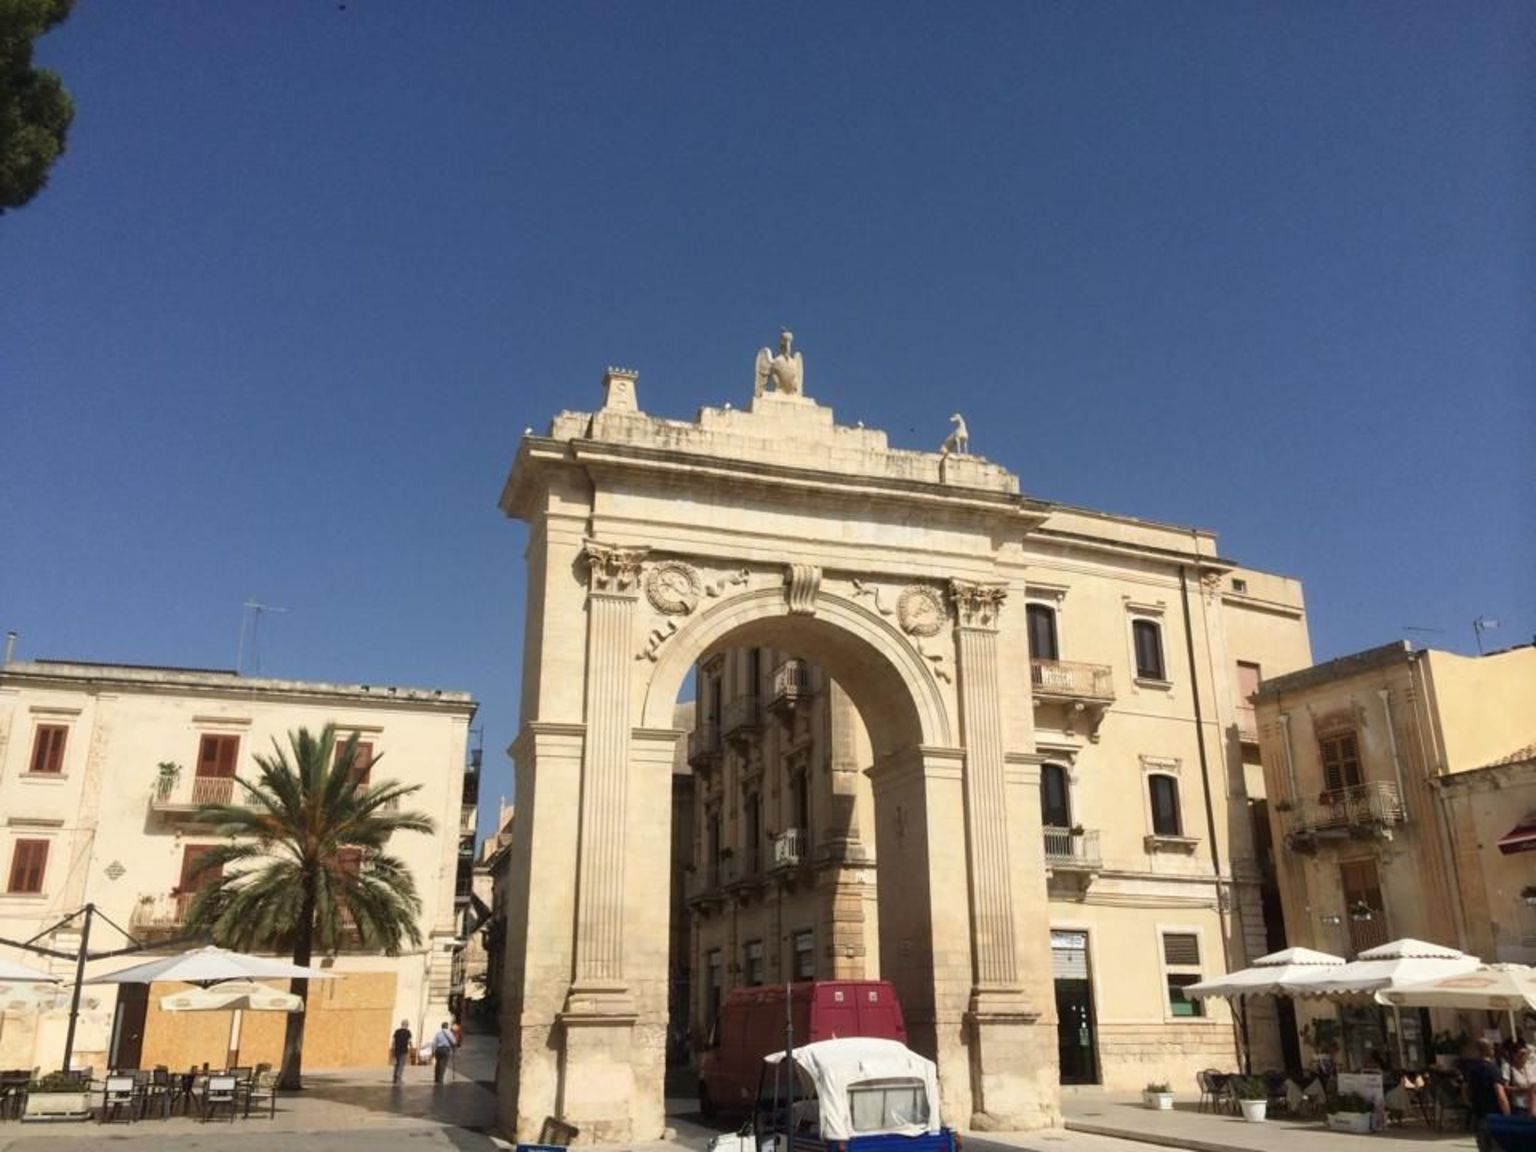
[279,878,318,1090]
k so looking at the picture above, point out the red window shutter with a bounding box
[30,726,67,774]
[217,735,239,777]
[8,840,49,893]
[352,742,372,786]
[337,847,363,877]
[198,735,239,778]
[179,845,222,893]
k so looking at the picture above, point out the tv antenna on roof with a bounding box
[1473,616,1499,655]
[236,600,289,675]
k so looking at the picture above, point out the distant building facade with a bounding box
[1254,641,1536,1065]
[680,568,1311,1092]
[0,658,477,1073]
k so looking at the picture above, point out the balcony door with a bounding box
[110,984,148,1070]
[1340,858,1387,955]
[1040,763,1072,830]
[1027,604,1059,662]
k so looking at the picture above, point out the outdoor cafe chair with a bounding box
[244,1070,278,1119]
[140,1067,174,1120]
[1195,1069,1216,1112]
[201,1075,239,1123]
[100,1075,137,1124]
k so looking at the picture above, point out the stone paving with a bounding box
[0,1050,1487,1152]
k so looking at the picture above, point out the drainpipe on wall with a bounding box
[1179,565,1246,1070]
[1378,688,1409,821]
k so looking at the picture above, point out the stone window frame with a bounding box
[793,928,816,980]
[1122,599,1172,690]
[1140,756,1199,853]
[5,834,53,896]
[1024,581,1069,664]
[743,939,765,986]
[1036,744,1083,834]
[1156,924,1206,1021]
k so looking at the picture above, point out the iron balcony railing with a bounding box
[687,723,721,768]
[1043,826,1101,870]
[771,661,812,712]
[1348,911,1391,957]
[130,892,195,935]
[1030,659,1115,702]
[773,827,807,868]
[1286,781,1405,840]
[150,774,248,811]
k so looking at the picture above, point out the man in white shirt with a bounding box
[431,1019,458,1085]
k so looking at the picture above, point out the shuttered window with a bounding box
[335,740,374,787]
[29,725,67,774]
[1162,931,1203,1017]
[196,734,240,778]
[7,839,49,894]
[744,940,764,986]
[1320,734,1362,792]
[1149,774,1182,837]
[793,930,815,980]
[1026,605,1059,662]
[1133,619,1166,681]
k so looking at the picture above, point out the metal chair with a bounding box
[244,1070,278,1119]
[201,1075,239,1123]
[1196,1069,1216,1113]
[100,1075,137,1124]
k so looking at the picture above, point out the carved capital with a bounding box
[785,564,821,615]
[582,540,649,593]
[949,579,1008,630]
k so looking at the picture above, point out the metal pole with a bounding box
[780,983,792,1152]
[61,903,94,1072]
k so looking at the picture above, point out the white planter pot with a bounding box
[1239,1099,1267,1123]
[1327,1112,1373,1134]
[22,1091,93,1121]
[1142,1092,1173,1111]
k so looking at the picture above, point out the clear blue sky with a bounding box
[4,3,1532,839]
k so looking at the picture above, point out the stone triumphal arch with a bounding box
[498,342,1062,1141]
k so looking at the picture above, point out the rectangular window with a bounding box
[1026,604,1059,662]
[794,930,815,980]
[1132,619,1166,681]
[196,734,240,777]
[28,725,68,774]
[849,1080,930,1132]
[1149,775,1182,837]
[1162,932,1203,1017]
[707,811,721,886]
[746,793,761,874]
[335,739,373,787]
[793,770,810,833]
[7,839,49,894]
[1320,733,1363,792]
[744,940,765,986]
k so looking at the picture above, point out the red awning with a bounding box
[1498,822,1536,855]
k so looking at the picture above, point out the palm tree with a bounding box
[187,724,435,1089]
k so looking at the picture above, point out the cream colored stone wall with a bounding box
[1421,648,1536,776]
[0,662,474,1074]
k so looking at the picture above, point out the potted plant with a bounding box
[154,760,182,799]
[22,1072,94,1121]
[1325,1091,1375,1134]
[1232,1076,1268,1122]
[1142,1081,1174,1110]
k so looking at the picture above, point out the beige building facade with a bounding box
[0,659,476,1074]
[1253,641,1536,1064]
[496,339,1311,1142]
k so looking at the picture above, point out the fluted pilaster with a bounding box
[949,579,1018,988]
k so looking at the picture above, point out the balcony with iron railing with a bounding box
[1043,826,1101,872]
[130,892,196,938]
[1284,781,1406,849]
[772,827,807,869]
[1030,659,1115,701]
[723,696,762,744]
[148,774,249,824]
[769,661,813,717]
[1347,907,1391,957]
[687,722,721,769]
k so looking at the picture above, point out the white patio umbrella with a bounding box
[1285,938,1480,998]
[1186,947,1348,999]
[1375,963,1536,1039]
[160,980,305,1068]
[0,955,60,983]
[86,945,333,988]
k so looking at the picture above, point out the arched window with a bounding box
[1040,763,1072,830]
[1148,774,1182,837]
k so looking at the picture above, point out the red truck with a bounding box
[699,981,907,1118]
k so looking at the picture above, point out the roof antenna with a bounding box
[236,600,289,675]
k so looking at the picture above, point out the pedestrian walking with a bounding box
[390,1019,413,1084]
[431,1019,458,1085]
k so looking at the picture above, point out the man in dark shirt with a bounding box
[390,1019,413,1084]
[1467,1039,1511,1152]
